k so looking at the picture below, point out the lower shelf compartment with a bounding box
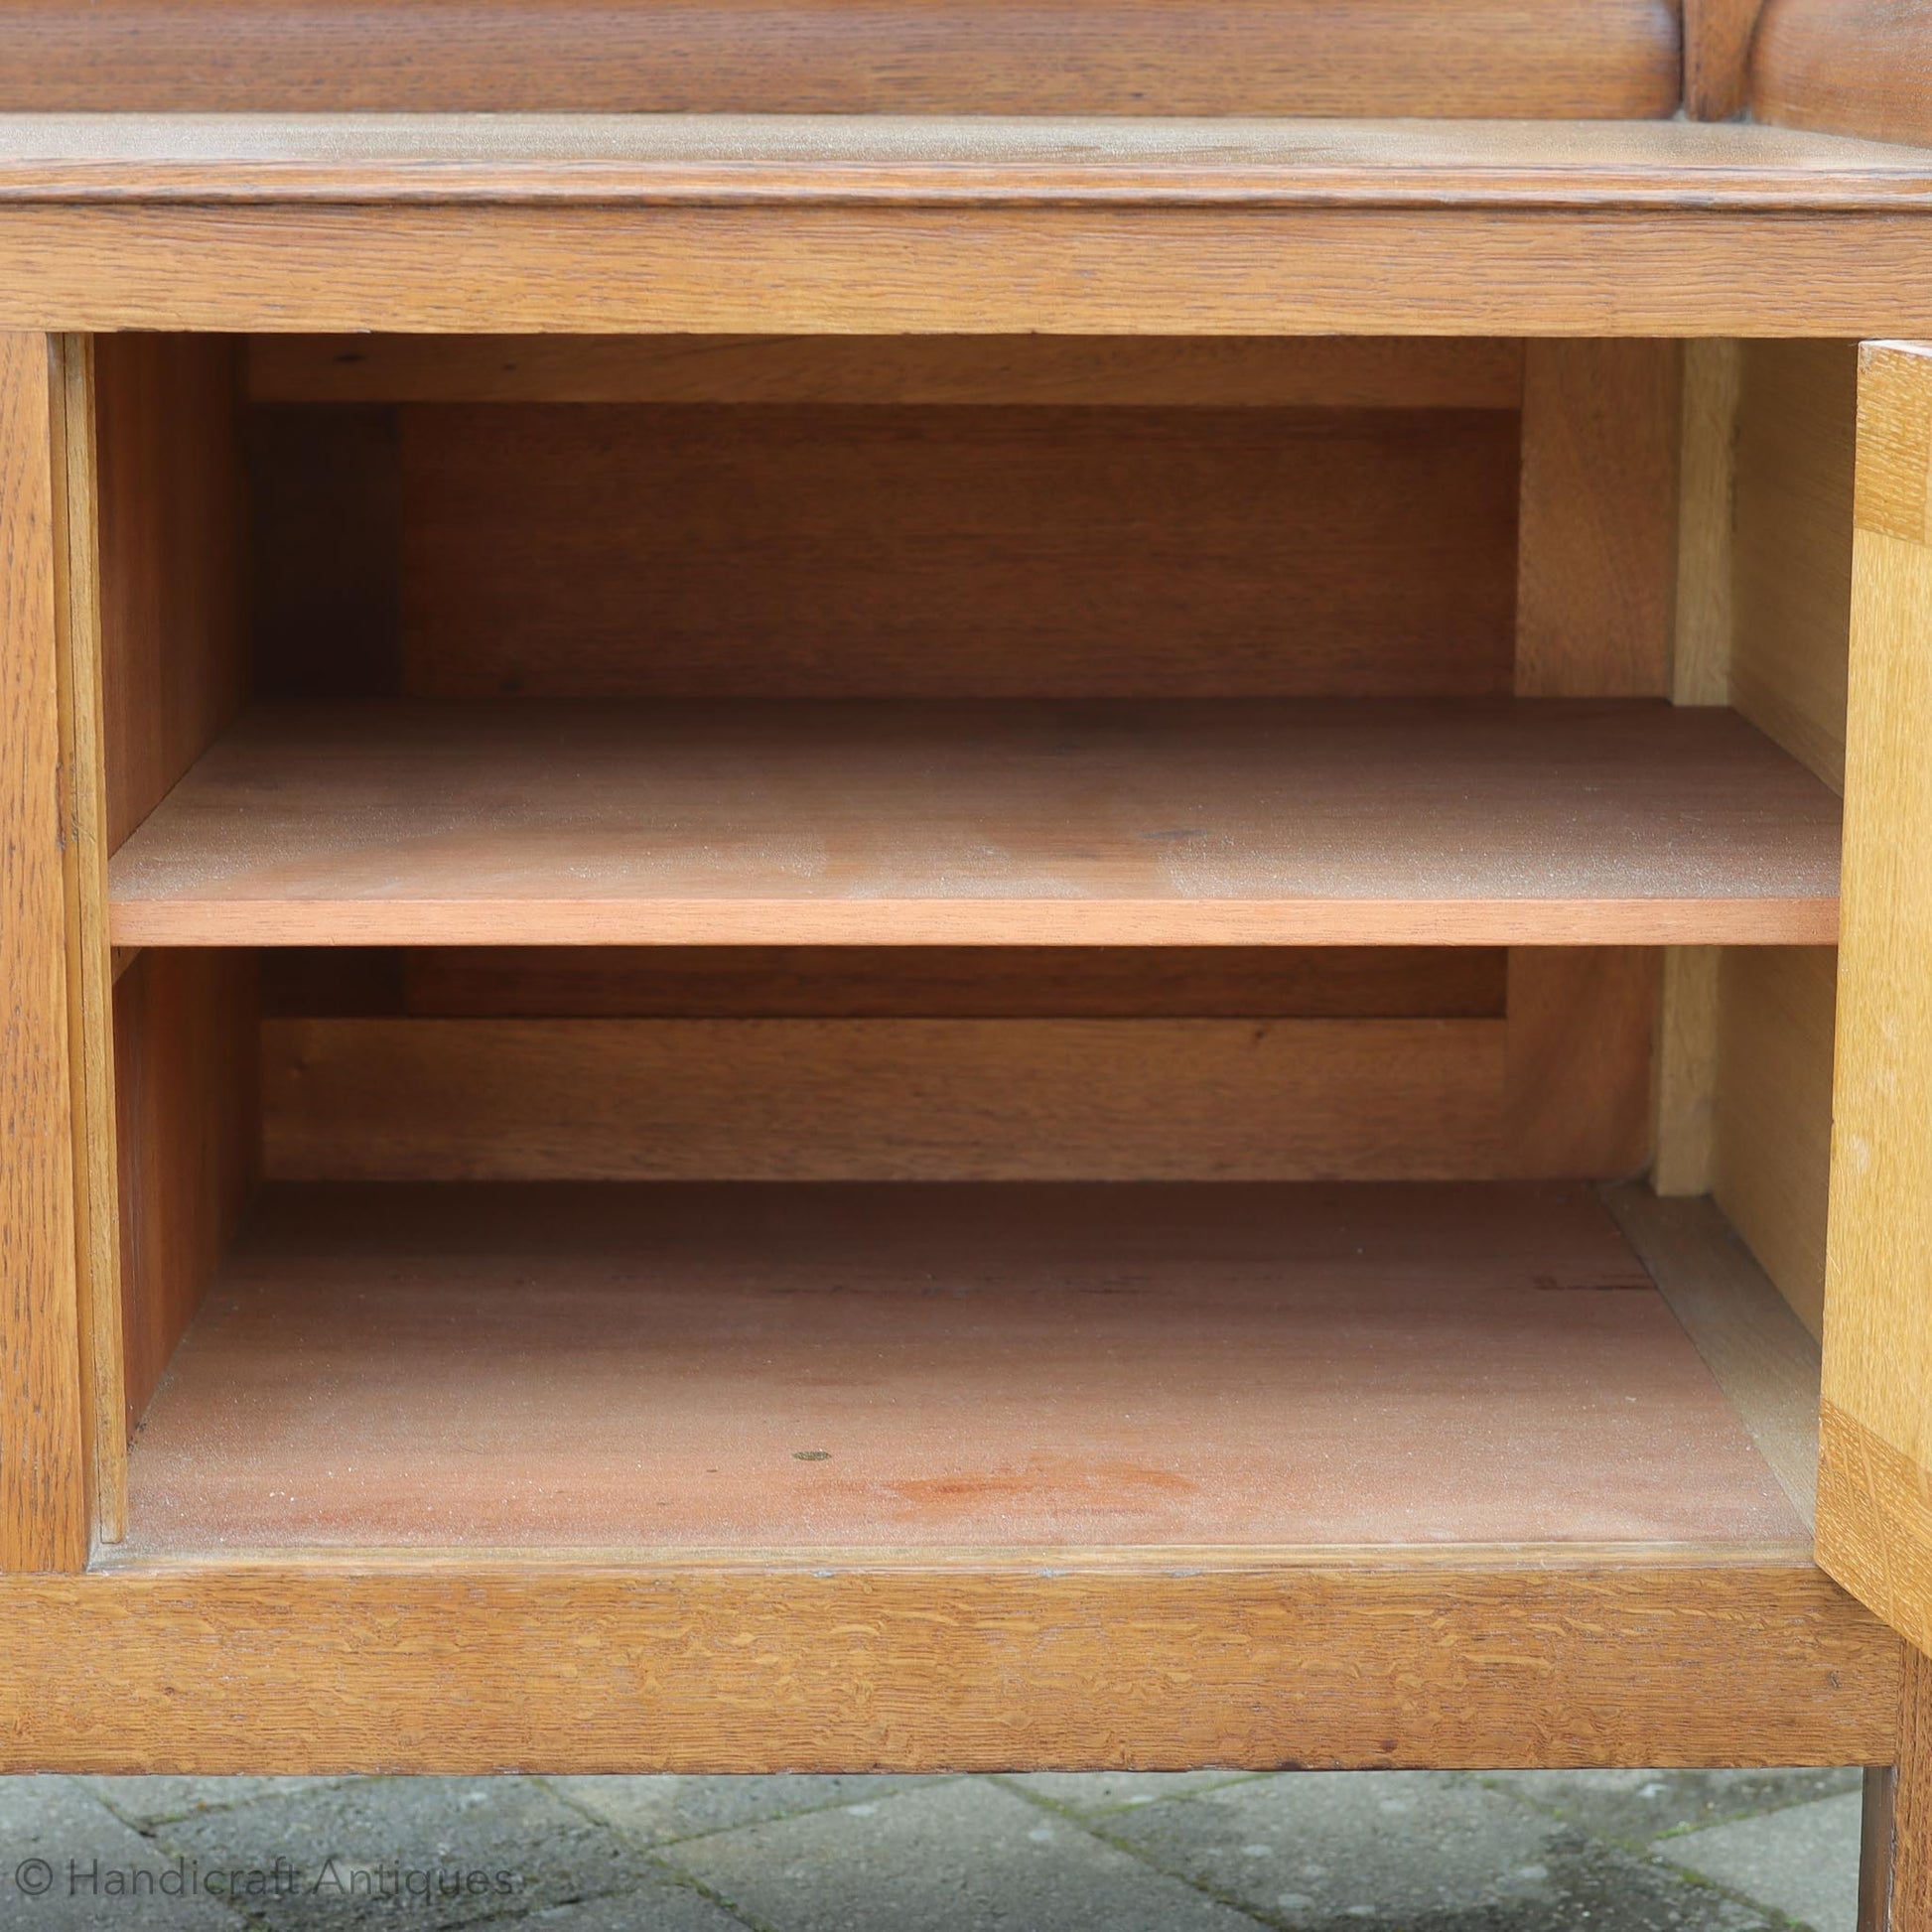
[123,1180,1813,1555]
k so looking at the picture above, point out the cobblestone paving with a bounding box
[0,1767,1867,1930]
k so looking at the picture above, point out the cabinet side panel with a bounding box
[1816,341,1932,1653]
[0,331,87,1573]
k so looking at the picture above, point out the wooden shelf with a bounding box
[4,115,1931,210]
[123,1180,1811,1557]
[105,699,1842,947]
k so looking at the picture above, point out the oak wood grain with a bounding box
[1752,0,1932,149]
[0,330,87,1573]
[0,1552,1896,1774]
[1731,339,1857,792]
[123,1180,1799,1553]
[261,1018,1512,1182]
[0,2,1684,118]
[47,335,125,1543]
[401,404,1518,701]
[1516,340,1680,698]
[1817,342,1932,1655]
[11,117,1932,209]
[105,700,1845,948]
[17,206,1932,337]
[1685,0,1765,121]
[250,334,1529,408]
[1714,946,1838,1338]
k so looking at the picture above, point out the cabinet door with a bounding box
[1818,340,1932,1650]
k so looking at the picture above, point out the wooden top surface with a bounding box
[122,1180,1808,1554]
[106,698,1842,947]
[2,113,1930,207]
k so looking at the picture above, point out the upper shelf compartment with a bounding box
[106,698,1841,947]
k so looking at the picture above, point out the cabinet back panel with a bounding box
[397,403,1520,699]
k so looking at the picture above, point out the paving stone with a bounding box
[157,1775,660,1930]
[667,1773,1259,1932]
[497,1870,752,1930]
[84,1779,355,1829]
[549,1774,944,1846]
[1659,1792,1864,1932]
[1098,1769,1776,1931]
[1479,1770,1866,1849]
[1010,1771,1262,1815]
[0,1775,241,1930]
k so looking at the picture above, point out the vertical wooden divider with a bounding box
[50,337,126,1544]
[0,333,89,1572]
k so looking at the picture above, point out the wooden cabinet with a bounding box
[7,5,1932,1921]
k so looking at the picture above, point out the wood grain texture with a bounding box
[1752,0,1932,149]
[1856,341,1932,546]
[262,1018,1512,1182]
[1675,339,1742,709]
[1818,343,1932,1654]
[1504,949,1655,1179]
[105,701,1845,948]
[123,1180,1800,1552]
[1685,0,1765,120]
[20,206,1932,338]
[112,950,259,1434]
[250,334,1529,408]
[48,335,125,1544]
[1516,340,1680,698]
[16,117,1932,209]
[399,947,1511,1021]
[1601,1185,1822,1528]
[1714,946,1838,1338]
[0,330,87,1573]
[1652,945,1721,1197]
[94,335,246,850]
[0,1553,1897,1775]
[401,403,1518,701]
[1862,1762,1897,1932]
[0,3,1684,118]
[1731,339,1857,792]
[1892,1650,1932,1929]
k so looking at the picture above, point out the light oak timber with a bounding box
[1675,339,1742,709]
[1601,1185,1822,1528]
[262,1018,1514,1182]
[23,206,1932,337]
[10,117,1932,209]
[0,331,87,1574]
[1685,0,1765,122]
[1653,946,1722,1197]
[47,335,125,1544]
[1863,1761,1898,1932]
[123,1181,1798,1552]
[1893,1650,1932,1928]
[0,1,1684,119]
[250,333,1529,408]
[402,404,1518,701]
[105,700,1844,948]
[1714,947,1838,1338]
[1752,0,1932,150]
[1516,340,1679,698]
[1817,342,1932,1660]
[0,1552,1897,1776]
[1731,339,1857,792]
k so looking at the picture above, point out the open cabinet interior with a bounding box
[85,331,1850,1564]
